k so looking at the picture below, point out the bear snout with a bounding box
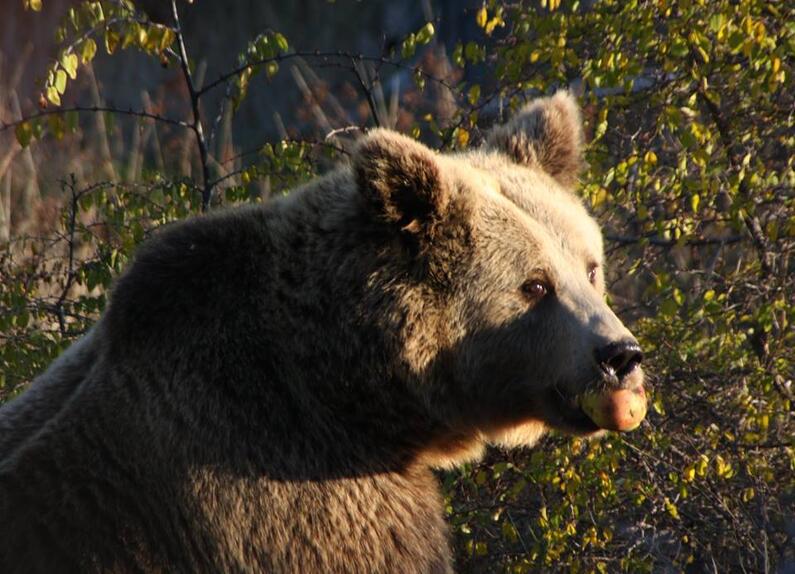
[572,340,647,432]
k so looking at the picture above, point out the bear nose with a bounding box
[595,341,643,382]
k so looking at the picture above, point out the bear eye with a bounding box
[521,279,550,301]
[587,264,598,285]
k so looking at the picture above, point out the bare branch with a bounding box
[606,234,743,247]
[0,105,191,132]
[171,0,212,211]
[197,50,458,99]
[53,176,80,335]
[350,57,381,128]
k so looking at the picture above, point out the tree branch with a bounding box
[350,57,381,128]
[171,0,212,210]
[197,50,458,99]
[0,105,190,132]
[689,47,775,278]
[606,234,743,247]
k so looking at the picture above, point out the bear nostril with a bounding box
[596,341,643,381]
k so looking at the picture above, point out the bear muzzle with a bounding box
[578,339,647,432]
[542,338,647,435]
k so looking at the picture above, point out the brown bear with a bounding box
[0,91,645,573]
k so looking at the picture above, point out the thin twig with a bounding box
[325,126,363,140]
[53,176,80,335]
[606,234,743,247]
[171,0,212,210]
[0,105,190,132]
[351,57,382,128]
[197,50,458,99]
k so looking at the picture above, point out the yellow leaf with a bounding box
[25,0,42,11]
[46,85,61,106]
[137,26,148,47]
[665,497,680,519]
[81,38,97,63]
[54,69,67,94]
[105,28,120,54]
[160,28,176,52]
[485,16,503,36]
[61,52,78,80]
[690,193,700,212]
[715,454,733,478]
[476,5,488,28]
[644,150,658,165]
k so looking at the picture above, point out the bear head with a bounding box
[352,91,646,468]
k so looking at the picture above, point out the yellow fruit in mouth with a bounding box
[580,385,647,431]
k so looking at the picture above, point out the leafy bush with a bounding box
[1,0,792,571]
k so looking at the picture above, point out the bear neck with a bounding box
[100,193,468,481]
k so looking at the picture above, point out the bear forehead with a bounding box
[447,153,604,266]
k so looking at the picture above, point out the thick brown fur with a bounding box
[0,91,643,573]
[486,90,585,188]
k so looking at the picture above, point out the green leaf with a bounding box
[15,122,33,148]
[416,22,435,45]
[65,110,79,132]
[48,114,66,140]
[452,43,464,67]
[273,32,289,53]
[413,68,426,91]
[660,298,678,317]
[401,34,416,59]
[467,84,481,106]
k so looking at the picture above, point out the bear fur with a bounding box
[0,91,644,573]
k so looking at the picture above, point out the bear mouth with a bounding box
[544,386,603,435]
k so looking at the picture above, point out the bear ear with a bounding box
[486,90,585,188]
[353,129,450,231]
